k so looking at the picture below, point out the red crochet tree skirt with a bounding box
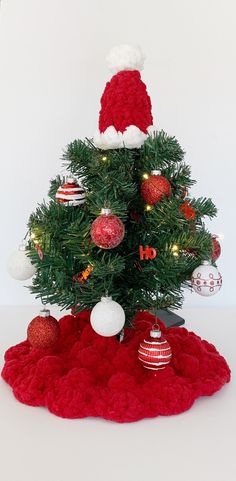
[1,311,230,423]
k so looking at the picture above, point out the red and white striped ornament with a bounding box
[138,324,172,371]
[56,178,85,206]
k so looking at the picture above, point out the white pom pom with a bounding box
[123,125,147,148]
[107,45,145,74]
[102,126,123,148]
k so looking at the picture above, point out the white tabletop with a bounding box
[0,306,235,481]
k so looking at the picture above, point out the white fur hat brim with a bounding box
[93,125,156,150]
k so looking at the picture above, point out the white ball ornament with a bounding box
[7,244,37,281]
[90,296,125,337]
[191,260,222,296]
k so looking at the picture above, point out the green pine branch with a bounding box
[27,131,218,321]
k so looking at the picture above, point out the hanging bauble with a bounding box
[138,324,172,371]
[91,208,125,249]
[191,260,222,296]
[130,210,141,223]
[179,201,196,220]
[212,236,221,262]
[7,243,37,281]
[141,170,171,205]
[183,247,197,257]
[90,296,125,337]
[56,178,85,206]
[27,309,60,349]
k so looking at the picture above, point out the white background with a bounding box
[0,0,236,308]
[0,5,236,480]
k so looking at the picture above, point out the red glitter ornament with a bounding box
[138,324,172,371]
[212,236,221,262]
[27,309,60,349]
[91,208,125,249]
[141,170,171,205]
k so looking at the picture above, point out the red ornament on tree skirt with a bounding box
[141,170,171,205]
[212,236,221,262]
[138,324,172,370]
[2,311,230,422]
[27,309,60,349]
[91,208,125,249]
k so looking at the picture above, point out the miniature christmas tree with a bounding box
[3,46,229,422]
[27,46,220,320]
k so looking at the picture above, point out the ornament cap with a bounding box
[101,208,112,215]
[18,243,27,252]
[151,170,161,176]
[39,308,50,318]
[202,260,211,266]
[66,177,76,184]
[101,296,112,303]
[150,324,162,338]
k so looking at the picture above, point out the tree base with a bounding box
[1,310,230,423]
[152,309,185,327]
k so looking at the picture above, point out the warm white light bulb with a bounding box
[142,173,149,180]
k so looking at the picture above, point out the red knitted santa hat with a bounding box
[93,45,156,150]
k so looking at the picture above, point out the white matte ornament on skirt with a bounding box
[7,244,37,281]
[191,260,222,296]
[90,296,125,337]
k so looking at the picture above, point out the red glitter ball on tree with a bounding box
[141,170,171,205]
[138,324,172,371]
[212,236,221,262]
[91,208,125,249]
[27,309,60,349]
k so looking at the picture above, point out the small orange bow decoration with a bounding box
[73,265,93,284]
